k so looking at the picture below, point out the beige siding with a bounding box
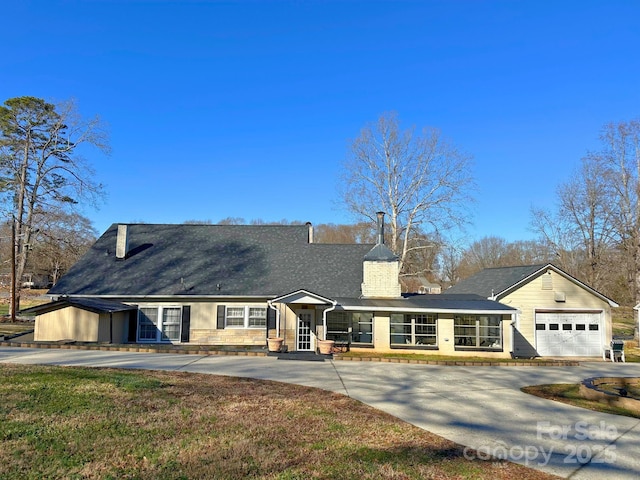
[34,307,100,342]
[504,269,612,357]
[33,298,517,359]
[110,311,129,343]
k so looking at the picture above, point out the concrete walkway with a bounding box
[1,346,639,479]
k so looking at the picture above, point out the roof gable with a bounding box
[271,290,336,305]
[447,264,547,298]
[447,264,618,307]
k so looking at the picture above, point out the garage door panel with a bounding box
[535,312,602,357]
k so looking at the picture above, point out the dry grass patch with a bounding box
[0,364,560,479]
[612,305,635,337]
[0,321,34,336]
[623,342,640,362]
[522,384,640,419]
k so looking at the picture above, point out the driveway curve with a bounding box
[1,346,639,479]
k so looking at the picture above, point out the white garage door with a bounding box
[535,312,603,356]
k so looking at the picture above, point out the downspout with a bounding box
[267,300,281,339]
[510,310,518,357]
[322,300,338,340]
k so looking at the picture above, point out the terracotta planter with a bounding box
[267,337,284,352]
[318,339,335,355]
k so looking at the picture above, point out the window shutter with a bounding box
[128,307,138,342]
[267,307,276,330]
[217,305,226,329]
[181,306,191,342]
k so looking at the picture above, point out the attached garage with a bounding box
[447,264,617,358]
[535,311,603,356]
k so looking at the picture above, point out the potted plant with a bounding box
[317,339,335,355]
[267,337,284,352]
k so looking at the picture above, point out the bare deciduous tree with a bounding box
[599,120,640,303]
[29,210,97,286]
[340,112,474,273]
[313,222,376,244]
[532,155,617,289]
[0,96,108,315]
[456,236,553,280]
[530,120,640,304]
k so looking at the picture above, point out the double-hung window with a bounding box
[390,313,437,347]
[454,314,502,349]
[225,306,267,328]
[138,306,182,342]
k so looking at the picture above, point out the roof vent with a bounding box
[554,291,566,302]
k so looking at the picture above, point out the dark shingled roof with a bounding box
[21,297,135,316]
[446,264,551,298]
[49,224,374,298]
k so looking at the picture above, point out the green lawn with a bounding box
[0,364,559,480]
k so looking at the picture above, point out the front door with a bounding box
[296,309,315,351]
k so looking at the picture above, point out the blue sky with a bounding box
[2,1,639,243]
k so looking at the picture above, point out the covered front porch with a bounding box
[267,290,337,354]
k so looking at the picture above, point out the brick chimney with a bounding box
[115,224,129,259]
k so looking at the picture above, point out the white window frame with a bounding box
[390,313,437,347]
[137,305,182,343]
[225,305,267,329]
[326,311,374,346]
[454,314,502,350]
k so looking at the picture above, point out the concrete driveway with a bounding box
[1,346,639,480]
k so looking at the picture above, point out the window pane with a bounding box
[589,324,599,331]
[248,307,267,327]
[353,332,373,343]
[415,323,435,335]
[391,334,411,345]
[390,319,411,345]
[326,311,349,342]
[454,314,476,346]
[454,315,501,349]
[390,323,411,333]
[162,307,181,341]
[353,312,374,344]
[226,307,245,327]
[139,308,158,341]
[391,313,436,346]
[327,312,349,332]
